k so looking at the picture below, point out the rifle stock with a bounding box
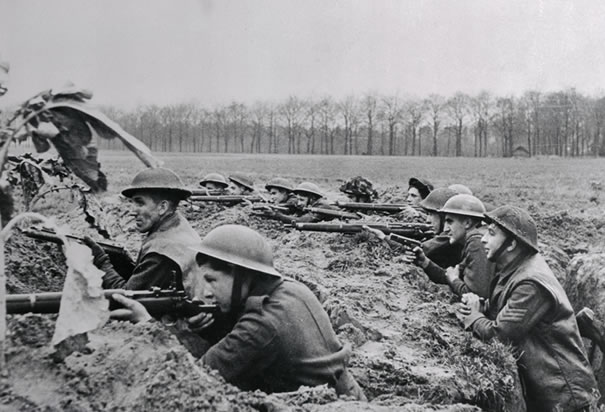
[286,222,434,240]
[23,228,135,279]
[7,288,219,318]
[189,189,225,197]
[252,204,289,213]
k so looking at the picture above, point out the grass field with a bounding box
[99,151,605,215]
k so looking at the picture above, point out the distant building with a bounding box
[512,145,530,158]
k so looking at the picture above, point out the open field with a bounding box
[4,152,605,411]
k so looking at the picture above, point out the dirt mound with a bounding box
[3,192,525,411]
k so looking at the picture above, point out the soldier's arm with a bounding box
[422,259,449,285]
[201,311,279,388]
[103,252,180,290]
[449,235,493,298]
[466,281,553,343]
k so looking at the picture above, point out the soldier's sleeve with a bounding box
[422,260,448,285]
[103,252,180,290]
[467,281,553,343]
[201,310,279,388]
[454,234,493,299]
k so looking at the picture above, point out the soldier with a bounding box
[264,177,299,214]
[85,167,201,290]
[406,177,433,206]
[339,176,378,203]
[459,205,599,411]
[110,224,366,400]
[411,194,494,299]
[229,173,255,195]
[199,172,230,194]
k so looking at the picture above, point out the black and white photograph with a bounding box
[1,1,605,411]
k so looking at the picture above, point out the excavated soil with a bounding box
[4,182,605,411]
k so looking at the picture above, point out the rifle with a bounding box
[7,287,219,318]
[303,207,361,221]
[252,204,289,212]
[189,189,225,197]
[23,228,135,279]
[189,195,266,204]
[286,222,434,240]
[335,201,408,214]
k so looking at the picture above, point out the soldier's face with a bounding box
[296,194,311,207]
[426,211,442,233]
[198,262,234,313]
[482,223,509,261]
[269,187,288,203]
[407,187,421,205]
[443,214,467,245]
[129,192,164,233]
[203,182,223,191]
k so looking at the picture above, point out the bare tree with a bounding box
[470,92,492,157]
[280,96,303,154]
[425,94,444,156]
[446,93,470,157]
[381,95,402,155]
[337,96,358,155]
[362,94,378,155]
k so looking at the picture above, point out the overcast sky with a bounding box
[1,0,605,108]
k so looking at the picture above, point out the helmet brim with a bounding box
[483,213,539,253]
[190,246,282,278]
[121,186,192,200]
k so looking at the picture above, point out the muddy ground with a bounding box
[4,180,605,411]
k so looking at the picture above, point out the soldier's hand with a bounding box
[445,265,460,284]
[110,294,153,323]
[362,225,386,240]
[408,246,429,268]
[461,292,482,313]
[186,312,215,333]
[82,235,109,267]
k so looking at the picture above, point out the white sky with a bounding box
[1,0,605,108]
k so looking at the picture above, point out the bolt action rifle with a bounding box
[189,189,226,197]
[335,201,408,214]
[6,287,219,318]
[285,222,434,240]
[251,204,290,213]
[189,195,266,204]
[303,207,361,221]
[22,227,135,279]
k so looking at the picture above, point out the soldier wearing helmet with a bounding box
[85,168,201,291]
[199,172,230,195]
[228,173,255,195]
[271,182,337,223]
[110,224,366,400]
[340,176,378,203]
[256,177,299,216]
[406,177,433,206]
[459,205,598,411]
[411,194,494,299]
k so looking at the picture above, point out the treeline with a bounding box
[98,89,605,157]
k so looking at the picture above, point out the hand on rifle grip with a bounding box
[411,246,428,268]
[187,312,215,333]
[362,225,386,240]
[83,235,109,268]
[110,294,152,323]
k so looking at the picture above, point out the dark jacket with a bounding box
[422,233,464,269]
[423,226,494,298]
[201,277,364,399]
[101,211,201,290]
[466,253,599,412]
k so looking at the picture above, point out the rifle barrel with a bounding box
[290,222,433,238]
[189,195,264,203]
[335,202,408,212]
[6,289,219,317]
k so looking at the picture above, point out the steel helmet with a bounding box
[484,205,539,253]
[265,177,293,192]
[408,177,434,199]
[194,225,281,277]
[121,168,191,200]
[339,176,378,200]
[448,184,473,195]
[229,173,255,191]
[439,194,486,219]
[419,188,458,213]
[199,172,229,188]
[293,182,324,198]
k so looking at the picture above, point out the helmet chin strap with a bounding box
[489,238,512,262]
[229,271,244,313]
